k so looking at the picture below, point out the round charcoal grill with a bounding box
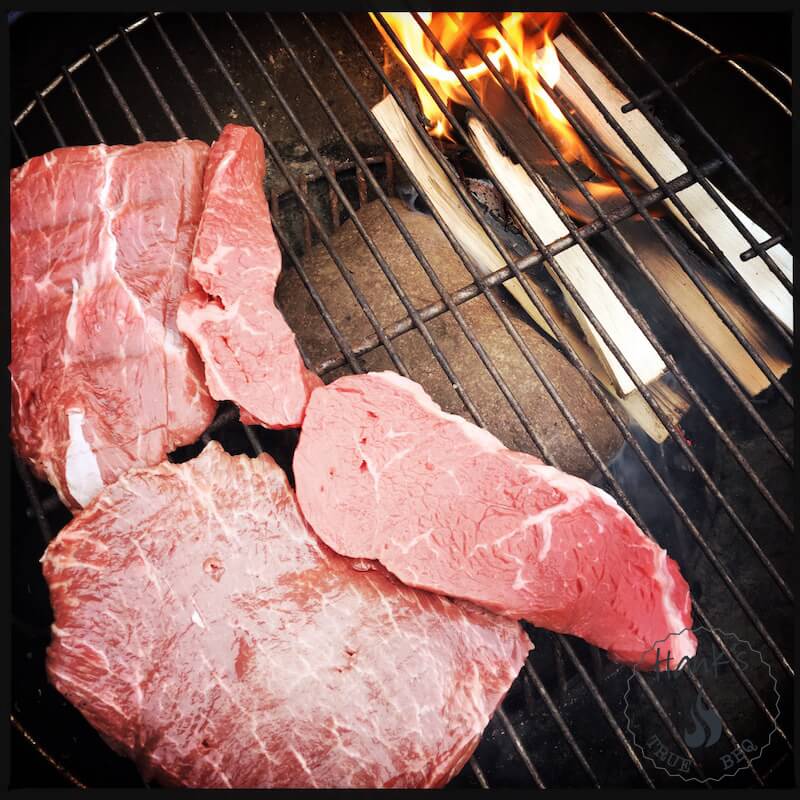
[10,12,793,788]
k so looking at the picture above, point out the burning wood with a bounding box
[466,115,665,396]
[615,220,791,398]
[371,94,685,442]
[371,12,787,440]
[552,35,793,334]
[371,93,554,337]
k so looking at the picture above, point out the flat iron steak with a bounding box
[177,124,320,429]
[10,139,216,509]
[294,372,697,669]
[41,441,529,788]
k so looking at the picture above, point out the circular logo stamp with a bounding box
[622,626,781,784]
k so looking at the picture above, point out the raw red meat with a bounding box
[177,125,321,429]
[294,372,697,670]
[11,140,217,509]
[42,441,529,788]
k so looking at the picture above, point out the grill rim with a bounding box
[9,10,793,788]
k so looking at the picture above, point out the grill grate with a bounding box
[10,11,793,788]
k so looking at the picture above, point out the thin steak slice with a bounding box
[11,140,217,509]
[42,441,529,788]
[177,124,321,429]
[294,372,697,669]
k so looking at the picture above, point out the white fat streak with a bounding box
[99,148,118,278]
[530,461,620,513]
[66,278,80,341]
[534,461,695,662]
[191,610,206,629]
[65,410,103,507]
[177,305,240,403]
[193,242,235,278]
[530,492,583,562]
[651,547,697,664]
[288,746,318,789]
[98,148,147,324]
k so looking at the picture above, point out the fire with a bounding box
[372,12,655,220]
[373,13,577,149]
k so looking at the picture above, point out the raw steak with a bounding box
[294,372,697,669]
[177,125,321,428]
[42,441,529,788]
[11,140,217,509]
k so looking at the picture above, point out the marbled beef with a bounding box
[42,441,529,788]
[177,125,320,429]
[294,371,697,669]
[10,139,216,508]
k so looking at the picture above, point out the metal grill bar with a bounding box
[495,707,548,788]
[60,66,105,143]
[10,10,792,788]
[14,454,54,545]
[598,14,791,249]
[14,14,676,788]
[468,757,489,789]
[620,50,790,116]
[302,10,790,777]
[691,598,791,749]
[475,17,793,420]
[646,13,791,117]
[741,234,786,262]
[119,25,186,139]
[10,120,29,160]
[522,662,602,786]
[282,13,790,775]
[312,159,724,374]
[405,12,793,532]
[362,12,791,671]
[257,11,678,782]
[11,714,86,789]
[563,19,793,341]
[556,638,655,785]
[33,92,65,147]
[89,44,145,141]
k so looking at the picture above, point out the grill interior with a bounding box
[10,11,793,788]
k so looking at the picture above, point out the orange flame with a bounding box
[373,12,658,218]
[373,13,575,147]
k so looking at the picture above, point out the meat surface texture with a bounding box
[294,372,697,669]
[177,124,321,429]
[42,441,529,788]
[11,140,217,509]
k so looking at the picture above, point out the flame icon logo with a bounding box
[683,693,722,749]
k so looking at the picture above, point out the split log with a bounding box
[616,218,791,397]
[467,115,666,396]
[479,58,789,399]
[372,94,685,441]
[553,34,793,334]
[371,94,553,336]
